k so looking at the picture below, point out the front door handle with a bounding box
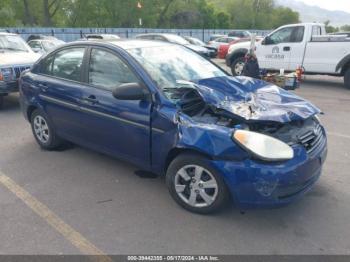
[283,46,291,51]
[38,83,48,92]
[82,95,98,105]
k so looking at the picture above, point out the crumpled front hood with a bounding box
[0,52,41,67]
[192,76,320,123]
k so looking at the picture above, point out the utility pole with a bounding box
[252,0,260,28]
[137,1,143,27]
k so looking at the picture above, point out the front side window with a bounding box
[50,47,85,81]
[269,26,304,44]
[88,49,139,91]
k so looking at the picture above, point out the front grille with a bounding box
[298,124,325,155]
[13,66,30,79]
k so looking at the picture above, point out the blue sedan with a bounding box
[19,40,327,213]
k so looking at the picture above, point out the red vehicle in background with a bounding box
[217,37,262,59]
[217,38,250,59]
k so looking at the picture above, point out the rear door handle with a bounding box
[283,46,291,51]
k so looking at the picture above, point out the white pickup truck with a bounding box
[226,23,350,88]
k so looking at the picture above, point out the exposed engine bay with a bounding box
[163,84,323,151]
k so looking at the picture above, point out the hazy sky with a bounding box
[298,0,350,12]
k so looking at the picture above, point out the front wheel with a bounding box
[230,57,246,76]
[30,109,63,150]
[166,153,230,214]
[344,68,350,89]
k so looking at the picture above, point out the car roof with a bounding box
[71,39,174,50]
[136,33,183,38]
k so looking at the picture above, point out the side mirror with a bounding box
[262,36,272,45]
[112,82,149,100]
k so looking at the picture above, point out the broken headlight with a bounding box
[233,130,294,161]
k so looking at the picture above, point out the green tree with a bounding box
[324,20,339,33]
[340,24,350,32]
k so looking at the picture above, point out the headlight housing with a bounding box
[233,129,294,161]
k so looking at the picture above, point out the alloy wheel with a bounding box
[33,115,50,144]
[174,165,218,208]
[234,61,245,75]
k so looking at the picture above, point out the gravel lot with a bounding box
[0,61,350,255]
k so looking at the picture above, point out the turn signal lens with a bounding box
[233,130,294,161]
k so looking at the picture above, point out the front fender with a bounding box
[175,113,248,161]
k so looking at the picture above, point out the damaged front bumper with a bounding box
[210,140,327,209]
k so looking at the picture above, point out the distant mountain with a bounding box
[276,0,350,26]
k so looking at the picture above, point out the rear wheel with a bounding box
[30,109,63,150]
[166,153,230,214]
[344,68,350,89]
[230,56,245,76]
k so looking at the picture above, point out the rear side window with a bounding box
[88,48,139,91]
[40,55,54,75]
[39,47,85,82]
[312,26,322,36]
[52,48,85,82]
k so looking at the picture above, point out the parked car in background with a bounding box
[0,32,40,108]
[208,34,225,42]
[135,33,211,58]
[228,30,251,38]
[207,36,239,49]
[26,34,59,43]
[183,36,217,58]
[226,22,350,89]
[217,37,263,59]
[20,39,327,213]
[84,34,120,40]
[217,38,250,59]
[28,39,65,54]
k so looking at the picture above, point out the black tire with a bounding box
[30,109,63,150]
[344,68,350,89]
[230,56,246,76]
[166,153,230,214]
